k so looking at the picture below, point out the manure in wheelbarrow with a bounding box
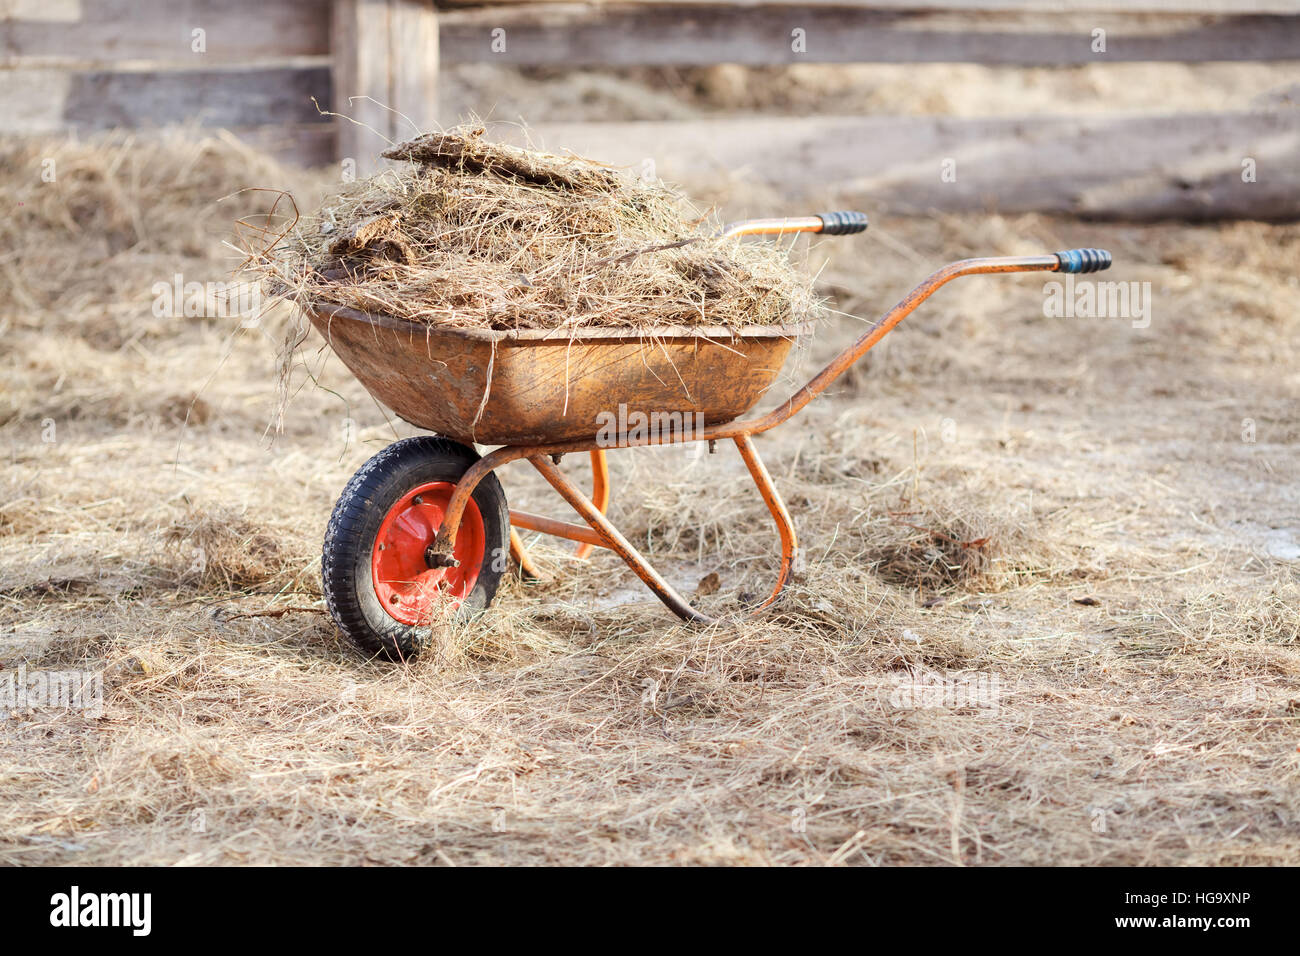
[253,125,821,333]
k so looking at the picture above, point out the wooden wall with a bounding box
[1,0,1297,217]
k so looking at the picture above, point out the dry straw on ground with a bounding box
[247,126,818,333]
[2,110,1298,865]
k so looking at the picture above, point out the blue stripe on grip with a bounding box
[1055,248,1112,273]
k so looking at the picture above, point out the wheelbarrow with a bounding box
[311,210,1112,659]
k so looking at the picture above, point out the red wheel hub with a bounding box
[371,481,486,626]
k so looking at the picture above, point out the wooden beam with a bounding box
[0,65,331,130]
[488,112,1300,220]
[439,5,1300,65]
[433,1,1300,12]
[0,63,336,165]
[0,0,331,67]
[331,0,439,175]
[5,1,1296,71]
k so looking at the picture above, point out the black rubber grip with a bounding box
[817,211,869,236]
[1055,248,1112,273]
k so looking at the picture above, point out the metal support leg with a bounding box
[573,449,610,560]
[508,528,543,579]
[529,455,712,624]
[733,434,798,611]
[508,448,611,576]
[432,441,796,624]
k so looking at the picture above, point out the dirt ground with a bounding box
[2,63,1298,865]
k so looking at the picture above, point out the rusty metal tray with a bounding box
[307,302,809,445]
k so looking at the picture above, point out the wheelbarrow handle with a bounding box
[817,211,870,235]
[706,249,1117,440]
[1054,248,1112,273]
[720,211,869,239]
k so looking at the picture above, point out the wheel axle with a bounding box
[425,549,460,569]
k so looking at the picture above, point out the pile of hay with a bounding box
[253,127,819,332]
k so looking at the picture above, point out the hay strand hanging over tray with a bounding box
[255,126,820,332]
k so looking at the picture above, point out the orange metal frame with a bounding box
[508,448,610,577]
[431,240,1073,624]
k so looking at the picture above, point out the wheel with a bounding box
[322,437,510,661]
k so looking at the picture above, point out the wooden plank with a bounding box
[332,0,439,174]
[0,64,329,132]
[0,68,70,132]
[488,112,1300,220]
[440,5,1300,65]
[0,63,334,165]
[5,1,1295,70]
[434,0,1300,13]
[58,66,331,129]
[4,0,82,20]
[0,0,331,66]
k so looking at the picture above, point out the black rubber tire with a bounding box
[321,437,509,661]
